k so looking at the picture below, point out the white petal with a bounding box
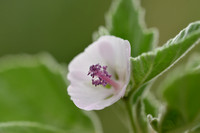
[67,35,131,110]
[97,36,130,82]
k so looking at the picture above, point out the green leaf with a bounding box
[133,99,148,133]
[0,54,101,133]
[147,115,159,132]
[156,54,200,133]
[131,21,200,90]
[188,124,200,133]
[0,121,66,133]
[106,0,157,57]
[92,26,110,41]
[143,93,160,117]
[130,85,160,133]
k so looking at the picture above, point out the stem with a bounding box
[124,97,137,133]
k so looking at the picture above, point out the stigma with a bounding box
[88,64,119,89]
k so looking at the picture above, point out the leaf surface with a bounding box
[156,55,200,133]
[0,54,100,133]
[131,21,200,89]
[103,0,157,57]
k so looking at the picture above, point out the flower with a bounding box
[67,35,131,110]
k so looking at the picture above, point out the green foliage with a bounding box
[95,0,200,132]
[133,99,148,133]
[93,26,110,41]
[143,93,159,117]
[1,0,200,132]
[0,54,99,133]
[147,115,159,132]
[131,21,200,90]
[188,124,200,133]
[156,55,200,133]
[0,121,66,133]
[106,0,157,57]
[94,0,158,132]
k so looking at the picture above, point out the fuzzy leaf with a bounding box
[0,54,100,133]
[156,55,200,133]
[105,0,156,57]
[131,21,200,89]
[0,121,66,133]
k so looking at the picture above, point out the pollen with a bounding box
[88,64,112,87]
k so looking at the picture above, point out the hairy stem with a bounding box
[124,97,137,133]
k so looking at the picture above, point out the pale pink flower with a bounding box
[67,36,131,110]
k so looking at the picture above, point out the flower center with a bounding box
[88,64,119,89]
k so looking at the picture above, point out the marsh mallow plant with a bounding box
[0,0,200,133]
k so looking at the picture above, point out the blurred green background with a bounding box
[1,0,200,133]
[1,0,200,63]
